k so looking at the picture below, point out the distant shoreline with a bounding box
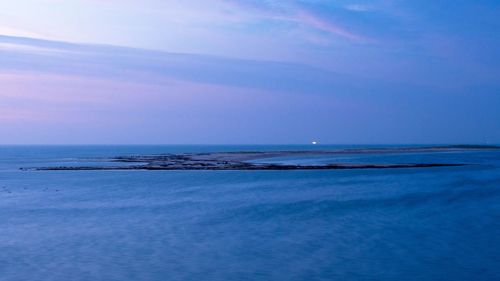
[19,145,490,171]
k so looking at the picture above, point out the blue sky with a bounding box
[0,0,499,144]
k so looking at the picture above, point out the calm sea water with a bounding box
[0,145,499,281]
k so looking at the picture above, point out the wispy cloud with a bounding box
[0,25,49,39]
[344,4,372,12]
[222,0,368,42]
[0,35,357,95]
[0,35,368,144]
[294,10,367,42]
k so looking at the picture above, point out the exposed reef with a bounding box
[24,163,465,171]
[18,146,485,171]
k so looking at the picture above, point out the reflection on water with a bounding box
[0,145,499,281]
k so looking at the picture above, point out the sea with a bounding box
[0,145,499,281]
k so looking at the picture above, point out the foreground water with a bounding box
[0,145,499,281]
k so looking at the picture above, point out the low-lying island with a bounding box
[20,146,488,171]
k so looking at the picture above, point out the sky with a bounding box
[1,0,499,144]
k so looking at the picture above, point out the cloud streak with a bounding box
[222,0,368,42]
[294,10,367,42]
[344,4,372,12]
[0,35,365,96]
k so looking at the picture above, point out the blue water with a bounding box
[0,145,499,281]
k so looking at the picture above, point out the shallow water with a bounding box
[0,145,499,281]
